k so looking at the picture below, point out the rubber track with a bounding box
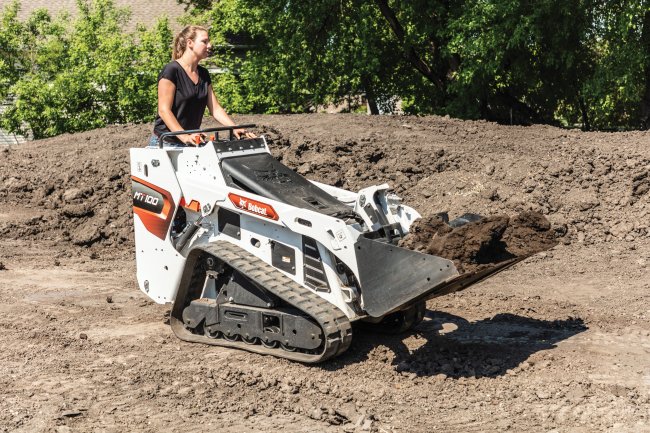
[170,241,353,363]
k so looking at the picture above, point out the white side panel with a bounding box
[196,212,359,319]
[130,148,186,303]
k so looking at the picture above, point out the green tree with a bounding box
[0,0,172,138]
[576,0,650,130]
[0,1,27,102]
[443,0,594,125]
[197,0,595,124]
[201,0,410,114]
[187,0,650,129]
[3,0,650,135]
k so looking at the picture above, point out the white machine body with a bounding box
[130,136,425,321]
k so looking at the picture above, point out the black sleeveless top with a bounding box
[153,61,212,140]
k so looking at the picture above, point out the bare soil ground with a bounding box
[1,114,649,432]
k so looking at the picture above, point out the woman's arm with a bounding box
[206,84,255,138]
[158,78,201,145]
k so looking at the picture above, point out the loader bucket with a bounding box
[355,235,457,317]
[355,235,529,318]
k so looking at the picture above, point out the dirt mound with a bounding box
[2,115,650,433]
[1,114,650,259]
[399,211,558,273]
[0,125,142,257]
[253,115,650,249]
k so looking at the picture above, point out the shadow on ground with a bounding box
[328,310,587,378]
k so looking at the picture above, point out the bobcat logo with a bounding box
[228,192,279,221]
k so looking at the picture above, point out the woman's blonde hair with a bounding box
[172,25,209,60]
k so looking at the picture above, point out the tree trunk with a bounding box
[640,9,650,129]
[362,77,380,115]
[493,91,541,125]
[579,95,591,131]
[366,97,380,115]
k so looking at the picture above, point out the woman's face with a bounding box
[189,30,211,59]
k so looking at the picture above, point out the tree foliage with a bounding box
[1,0,650,135]
[0,0,172,139]
[0,1,27,103]
[196,1,414,114]
[196,0,650,130]
[579,1,650,129]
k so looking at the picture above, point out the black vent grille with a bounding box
[302,237,330,292]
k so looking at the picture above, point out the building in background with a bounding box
[0,0,186,31]
[0,102,27,145]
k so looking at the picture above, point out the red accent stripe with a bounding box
[131,176,175,240]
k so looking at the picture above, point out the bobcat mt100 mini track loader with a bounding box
[130,125,523,363]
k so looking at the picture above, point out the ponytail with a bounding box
[172,25,208,60]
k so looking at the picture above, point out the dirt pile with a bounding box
[0,125,142,257]
[398,211,558,273]
[256,116,650,248]
[1,114,650,259]
[1,115,650,432]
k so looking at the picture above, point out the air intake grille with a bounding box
[302,237,330,292]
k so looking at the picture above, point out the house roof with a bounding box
[0,0,187,31]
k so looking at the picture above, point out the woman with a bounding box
[149,25,252,147]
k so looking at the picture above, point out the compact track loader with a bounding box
[130,125,523,363]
